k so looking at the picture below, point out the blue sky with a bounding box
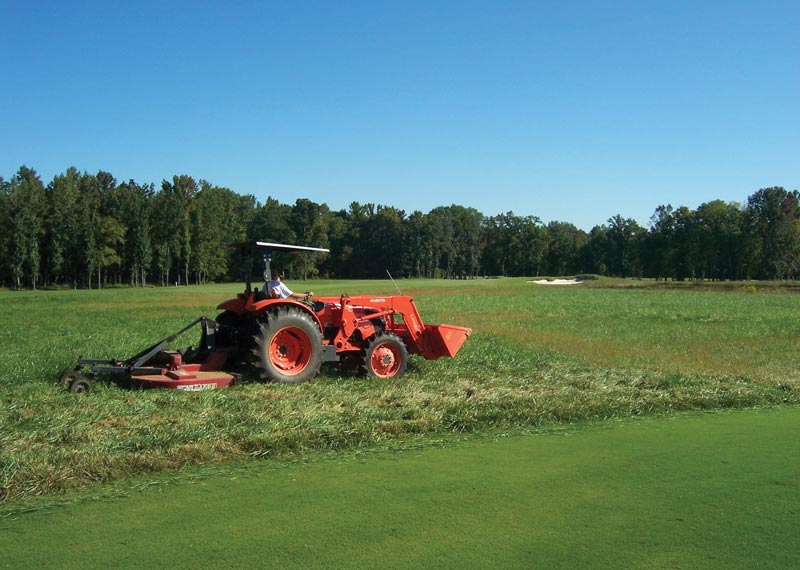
[2,1,797,230]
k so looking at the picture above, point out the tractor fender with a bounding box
[251,299,324,332]
[217,297,246,313]
[216,291,253,314]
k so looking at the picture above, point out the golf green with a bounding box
[2,407,798,569]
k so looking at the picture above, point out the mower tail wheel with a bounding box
[61,371,93,394]
[60,370,77,389]
[252,306,323,384]
[362,333,408,380]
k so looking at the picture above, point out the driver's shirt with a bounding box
[269,281,293,299]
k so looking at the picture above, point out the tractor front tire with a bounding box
[362,333,408,380]
[253,306,323,384]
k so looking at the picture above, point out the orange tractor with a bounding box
[216,241,471,384]
[63,242,471,391]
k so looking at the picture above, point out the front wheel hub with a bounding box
[371,345,399,377]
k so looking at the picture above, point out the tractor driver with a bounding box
[268,271,312,300]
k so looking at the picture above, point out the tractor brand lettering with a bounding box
[176,384,217,392]
[370,298,386,303]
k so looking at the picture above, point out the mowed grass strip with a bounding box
[1,279,799,501]
[1,407,798,570]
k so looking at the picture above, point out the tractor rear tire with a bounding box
[252,306,323,384]
[362,333,408,380]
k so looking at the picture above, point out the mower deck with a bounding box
[132,363,234,391]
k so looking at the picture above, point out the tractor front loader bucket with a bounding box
[419,324,472,360]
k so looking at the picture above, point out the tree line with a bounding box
[1,165,798,289]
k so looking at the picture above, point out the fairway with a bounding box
[2,407,798,570]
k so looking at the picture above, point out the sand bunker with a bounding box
[528,278,583,285]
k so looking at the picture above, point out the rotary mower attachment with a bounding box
[61,317,235,393]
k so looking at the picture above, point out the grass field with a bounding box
[2,278,799,504]
[2,407,798,569]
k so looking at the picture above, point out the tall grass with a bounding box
[2,278,799,503]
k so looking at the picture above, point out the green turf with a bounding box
[1,407,798,569]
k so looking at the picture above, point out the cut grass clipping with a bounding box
[1,278,799,502]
